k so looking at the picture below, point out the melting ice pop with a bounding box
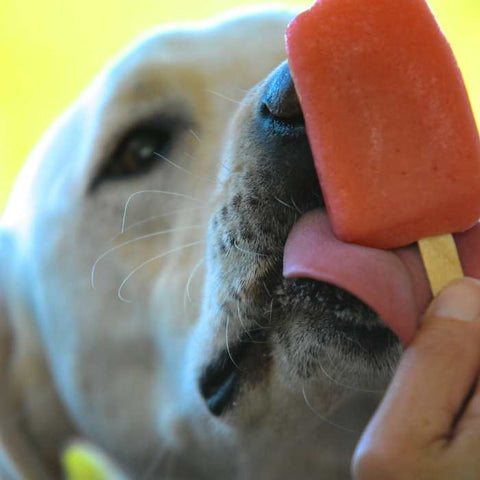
[286,0,480,295]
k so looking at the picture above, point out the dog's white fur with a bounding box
[0,8,394,479]
[0,9,301,478]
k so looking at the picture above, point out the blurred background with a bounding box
[1,0,478,211]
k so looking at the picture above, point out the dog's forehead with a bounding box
[105,9,296,103]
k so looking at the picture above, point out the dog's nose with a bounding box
[252,60,321,209]
[261,61,303,123]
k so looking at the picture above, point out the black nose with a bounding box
[252,59,322,209]
[261,61,304,125]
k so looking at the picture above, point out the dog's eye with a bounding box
[109,128,169,176]
[90,119,181,191]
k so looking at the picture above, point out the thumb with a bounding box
[353,278,480,471]
[423,277,480,325]
[390,278,480,444]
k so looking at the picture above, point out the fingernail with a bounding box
[428,278,480,322]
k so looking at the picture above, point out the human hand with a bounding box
[352,278,480,479]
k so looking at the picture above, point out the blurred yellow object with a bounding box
[0,0,478,211]
[62,442,126,480]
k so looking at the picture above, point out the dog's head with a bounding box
[0,7,437,479]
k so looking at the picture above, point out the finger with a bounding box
[355,279,480,462]
[451,380,480,453]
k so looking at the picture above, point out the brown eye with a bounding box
[89,125,172,192]
[111,128,169,176]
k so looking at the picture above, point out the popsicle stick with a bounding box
[418,234,464,296]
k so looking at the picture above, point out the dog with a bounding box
[0,7,410,479]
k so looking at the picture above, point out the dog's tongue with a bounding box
[284,209,480,345]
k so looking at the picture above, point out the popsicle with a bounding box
[286,0,480,294]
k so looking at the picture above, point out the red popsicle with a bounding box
[286,0,480,252]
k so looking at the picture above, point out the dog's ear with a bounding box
[0,230,54,479]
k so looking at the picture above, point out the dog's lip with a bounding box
[283,209,480,346]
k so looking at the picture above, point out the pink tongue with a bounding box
[283,209,480,346]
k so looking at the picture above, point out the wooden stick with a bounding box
[418,234,464,296]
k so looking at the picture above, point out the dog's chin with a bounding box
[274,277,402,382]
[198,272,401,421]
[200,202,402,419]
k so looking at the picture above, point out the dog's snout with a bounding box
[262,61,303,123]
[250,60,321,207]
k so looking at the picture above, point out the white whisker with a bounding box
[301,385,359,434]
[189,129,202,143]
[342,333,370,355]
[269,298,274,325]
[122,190,199,233]
[237,300,248,334]
[117,240,204,303]
[225,315,242,371]
[182,151,197,161]
[183,257,205,314]
[238,298,270,332]
[262,280,272,297]
[91,225,205,288]
[233,240,270,257]
[109,206,207,242]
[141,446,168,480]
[290,196,303,215]
[155,152,216,186]
[154,152,193,176]
[274,196,296,211]
[317,356,383,394]
[206,89,242,105]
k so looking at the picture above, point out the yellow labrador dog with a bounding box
[3,6,448,479]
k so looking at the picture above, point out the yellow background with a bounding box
[1,0,478,211]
